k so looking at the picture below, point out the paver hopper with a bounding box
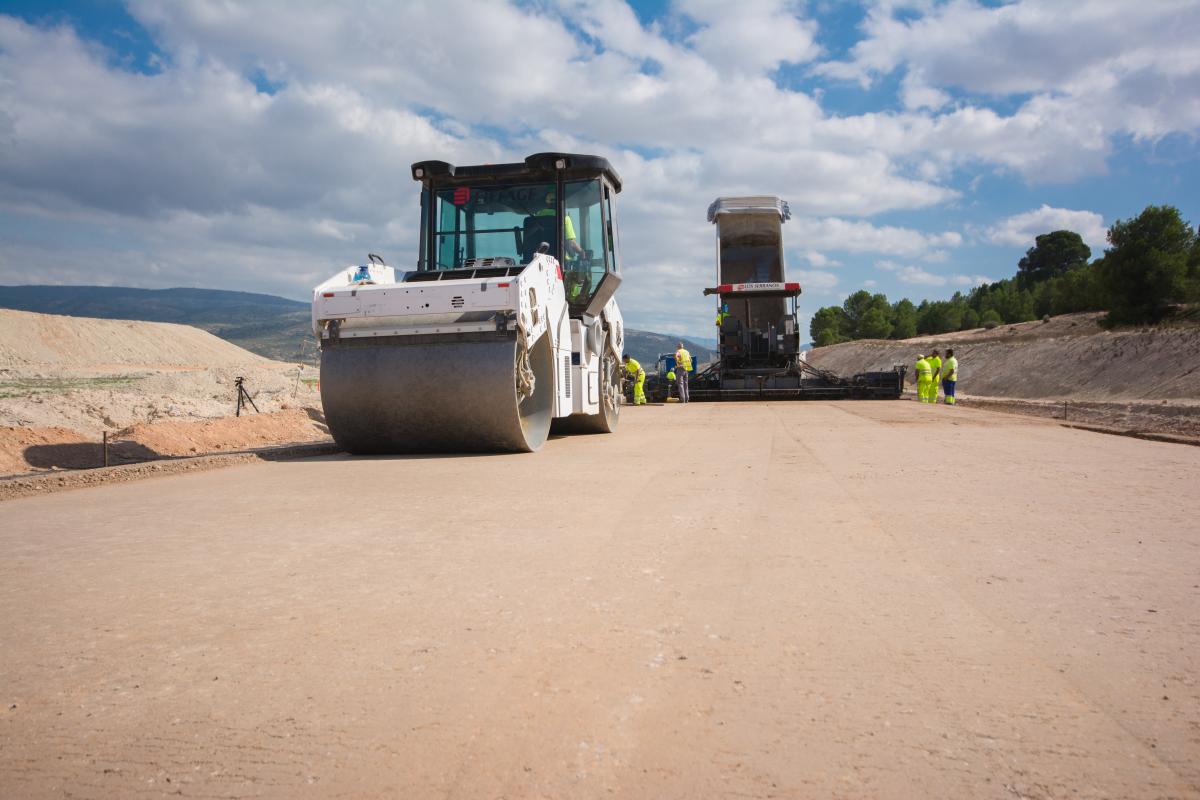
[690,196,905,400]
[311,153,626,453]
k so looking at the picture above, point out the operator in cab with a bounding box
[535,191,586,260]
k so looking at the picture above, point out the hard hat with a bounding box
[916,354,925,359]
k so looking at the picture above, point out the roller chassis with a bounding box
[311,152,626,453]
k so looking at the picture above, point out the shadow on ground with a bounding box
[24,440,163,470]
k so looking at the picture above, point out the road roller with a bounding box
[311,152,626,453]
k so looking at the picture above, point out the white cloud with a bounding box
[815,0,1200,180]
[987,205,1108,253]
[876,260,991,289]
[679,0,820,74]
[877,260,946,286]
[900,68,950,111]
[795,269,838,292]
[800,250,839,268]
[950,274,994,288]
[789,217,962,257]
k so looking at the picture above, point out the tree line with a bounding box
[809,205,1200,347]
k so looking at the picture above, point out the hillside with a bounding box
[0,285,713,366]
[0,285,313,363]
[0,309,319,447]
[0,308,276,368]
[623,329,715,369]
[806,312,1200,437]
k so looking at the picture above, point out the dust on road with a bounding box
[1,401,1197,798]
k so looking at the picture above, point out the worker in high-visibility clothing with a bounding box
[914,353,933,403]
[665,369,676,401]
[674,341,692,403]
[927,349,943,404]
[535,191,586,260]
[715,303,730,328]
[941,348,959,405]
[623,354,647,405]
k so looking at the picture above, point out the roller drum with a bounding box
[320,333,554,453]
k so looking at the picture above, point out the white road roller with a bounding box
[311,153,626,453]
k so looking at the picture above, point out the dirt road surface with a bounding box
[2,401,1198,798]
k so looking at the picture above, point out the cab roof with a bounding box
[411,152,622,193]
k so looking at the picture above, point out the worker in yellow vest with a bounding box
[927,349,943,404]
[715,304,729,328]
[941,348,959,405]
[674,341,692,403]
[914,354,933,403]
[623,354,646,405]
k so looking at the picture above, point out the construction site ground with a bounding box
[3,401,1197,799]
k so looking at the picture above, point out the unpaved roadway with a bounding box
[2,401,1198,798]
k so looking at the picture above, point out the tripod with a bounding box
[235,376,260,417]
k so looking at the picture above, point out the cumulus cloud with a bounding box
[0,0,1195,336]
[679,0,821,74]
[789,217,962,257]
[816,0,1200,180]
[987,205,1108,253]
[795,269,839,292]
[876,260,991,289]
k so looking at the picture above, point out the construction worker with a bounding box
[927,349,942,404]
[564,270,588,304]
[942,348,958,405]
[536,191,586,260]
[914,353,933,403]
[623,354,646,405]
[666,369,676,401]
[674,341,692,403]
[715,303,729,328]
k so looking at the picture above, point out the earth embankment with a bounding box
[806,312,1200,437]
[0,309,327,475]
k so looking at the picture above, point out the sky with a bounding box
[0,0,1198,340]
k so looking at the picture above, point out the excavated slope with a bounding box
[0,308,273,368]
[807,312,1200,401]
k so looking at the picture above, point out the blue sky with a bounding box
[1,0,1197,339]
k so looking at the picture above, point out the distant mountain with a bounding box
[623,329,715,370]
[0,285,314,363]
[0,285,714,367]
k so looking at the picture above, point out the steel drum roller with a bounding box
[320,333,554,453]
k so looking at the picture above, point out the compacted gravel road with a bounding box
[2,401,1197,798]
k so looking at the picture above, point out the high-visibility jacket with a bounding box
[928,356,942,381]
[667,371,676,381]
[915,358,932,381]
[942,356,958,381]
[715,311,728,327]
[624,358,643,377]
[675,348,692,372]
[535,208,577,245]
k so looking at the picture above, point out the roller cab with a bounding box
[312,153,626,453]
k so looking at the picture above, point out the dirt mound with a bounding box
[0,425,87,475]
[0,308,273,368]
[0,309,321,438]
[118,407,328,456]
[808,312,1200,401]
